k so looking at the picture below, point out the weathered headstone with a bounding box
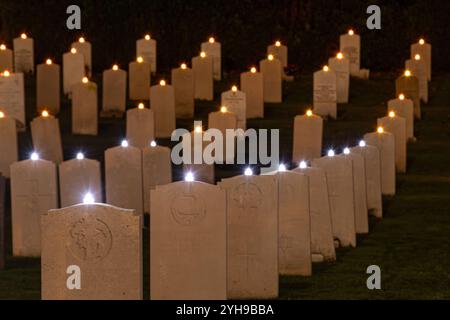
[150,81,176,138]
[411,39,431,81]
[221,86,246,129]
[63,48,85,95]
[396,71,420,119]
[201,37,221,80]
[10,158,58,257]
[150,181,226,299]
[129,58,151,101]
[378,113,407,173]
[313,66,337,119]
[240,67,264,118]
[59,157,102,207]
[72,37,92,76]
[0,113,18,178]
[41,203,142,300]
[219,175,278,299]
[171,63,194,118]
[101,65,126,117]
[406,55,428,103]
[340,30,360,76]
[37,59,60,114]
[328,53,350,103]
[0,72,25,128]
[142,144,172,213]
[72,78,98,135]
[312,154,356,247]
[0,44,13,72]
[260,55,282,103]
[192,52,213,100]
[13,34,34,74]
[137,35,157,73]
[105,145,143,215]
[293,166,336,261]
[126,105,155,148]
[267,41,288,68]
[364,129,396,196]
[31,113,63,164]
[292,110,323,163]
[0,175,5,269]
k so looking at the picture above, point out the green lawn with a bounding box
[0,71,449,299]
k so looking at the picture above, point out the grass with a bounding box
[0,70,449,299]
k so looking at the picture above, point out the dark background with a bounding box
[0,0,449,74]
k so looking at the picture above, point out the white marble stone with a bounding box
[221,87,246,129]
[0,72,25,127]
[388,97,415,141]
[13,36,34,73]
[72,80,98,135]
[37,62,60,114]
[172,65,194,118]
[378,115,407,173]
[0,116,18,178]
[137,36,157,73]
[192,54,213,100]
[240,68,264,118]
[328,55,350,103]
[126,106,155,149]
[313,68,337,119]
[201,39,221,80]
[31,115,63,164]
[63,50,85,95]
[129,60,151,101]
[260,57,282,103]
[102,67,126,115]
[72,39,92,76]
[340,32,360,76]
[150,83,176,138]
[292,112,323,163]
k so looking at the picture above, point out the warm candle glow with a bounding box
[200,51,206,58]
[323,65,329,72]
[30,152,39,161]
[145,34,151,41]
[2,70,10,77]
[112,64,119,71]
[399,94,405,100]
[137,56,144,63]
[275,40,281,47]
[160,79,166,86]
[209,37,215,44]
[71,48,77,54]
[348,29,355,36]
[337,52,344,60]
[268,54,274,61]
[231,85,238,92]
[138,103,145,109]
[389,111,396,118]
[414,54,421,60]
[79,37,85,43]
[194,125,202,133]
[76,152,84,160]
[150,140,157,147]
[306,109,313,117]
[0,44,6,50]
[343,147,350,155]
[359,140,366,147]
[46,59,52,65]
[82,77,89,84]
[377,126,384,134]
[250,67,257,73]
[181,63,187,69]
[41,110,49,118]
[0,111,4,118]
[21,33,27,40]
[419,38,425,45]
[220,106,227,113]
[121,140,129,147]
[404,70,412,77]
[299,161,307,169]
[327,149,335,157]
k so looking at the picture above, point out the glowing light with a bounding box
[138,103,145,109]
[41,110,49,118]
[348,29,355,36]
[377,126,384,134]
[359,140,366,147]
[0,111,4,118]
[306,109,313,117]
[30,152,39,161]
[160,79,166,86]
[389,111,396,118]
[299,161,307,169]
[275,40,281,47]
[121,140,129,147]
[137,56,144,63]
[419,38,425,45]
[194,125,202,133]
[337,52,344,60]
[244,167,253,176]
[76,152,84,160]
[2,70,10,77]
[181,63,187,69]
[250,67,257,73]
[82,77,89,84]
[71,48,77,54]
[343,147,350,155]
[278,164,287,172]
[150,140,157,147]
[209,37,215,44]
[231,85,238,92]
[79,37,85,43]
[327,149,335,157]
[83,193,95,204]
[323,65,329,72]
[220,106,227,113]
[200,51,206,58]
[268,54,274,61]
[399,94,405,100]
[145,34,151,41]
[46,59,52,65]
[404,70,412,77]
[0,44,6,50]
[112,64,119,71]
[414,54,421,61]
[185,172,195,182]
[21,33,27,40]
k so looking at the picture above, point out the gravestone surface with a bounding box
[313,69,337,119]
[31,115,63,164]
[142,145,172,213]
[267,43,288,68]
[411,41,431,81]
[328,56,350,103]
[240,69,264,118]
[0,175,5,269]
[208,110,238,163]
[396,74,420,119]
[129,61,151,101]
[13,36,34,73]
[221,88,246,129]
[312,155,356,247]
[72,40,92,76]
[137,37,157,73]
[406,58,428,103]
[105,145,143,215]
[192,55,213,100]
[0,47,13,72]
[219,175,278,299]
[293,167,336,261]
[102,68,127,115]
[63,51,85,95]
[171,66,194,118]
[260,57,282,103]
[72,81,98,135]
[201,40,221,80]
[150,181,226,299]
[292,113,323,163]
[378,116,407,173]
[0,73,25,128]
[0,116,18,178]
[340,32,360,76]
[37,62,60,114]
[59,158,102,207]
[126,107,155,148]
[183,131,215,184]
[10,159,58,257]
[42,203,142,300]
[388,97,415,141]
[150,84,176,138]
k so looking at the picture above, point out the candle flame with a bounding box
[46,59,52,65]
[21,33,27,40]
[419,38,425,45]
[194,125,202,133]
[389,111,396,118]
[145,34,151,41]
[399,94,405,100]
[220,106,227,113]
[0,111,4,118]
[2,70,10,77]
[112,64,119,71]
[82,77,89,84]
[200,51,206,58]
[79,37,85,43]
[160,79,166,86]
[337,52,344,60]
[404,69,412,77]
[137,56,144,63]
[275,40,281,47]
[209,37,215,44]
[250,67,257,73]
[231,85,238,92]
[0,44,6,50]
[323,65,329,72]
[377,126,384,134]
[181,63,187,69]
[41,110,49,117]
[348,29,355,36]
[268,54,274,61]
[414,54,421,60]
[71,48,77,54]
[306,109,313,117]
[138,103,145,109]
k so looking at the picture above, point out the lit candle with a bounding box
[348,29,355,36]
[399,94,405,100]
[150,140,157,147]
[137,56,144,63]
[194,125,202,133]
[250,66,257,73]
[275,40,281,47]
[306,109,313,117]
[138,103,145,109]
[220,106,227,113]
[121,140,129,147]
[0,44,6,50]
[76,152,84,160]
[2,70,10,77]
[268,54,274,61]
[323,65,329,72]
[21,33,27,40]
[46,58,52,65]
[231,85,238,92]
[343,147,350,155]
[185,171,195,182]
[337,52,344,60]
[30,152,39,161]
[82,77,89,84]
[70,48,77,54]
[181,63,187,69]
[145,34,151,41]
[414,54,421,61]
[244,167,253,176]
[83,192,95,204]
[299,161,307,169]
[112,64,119,71]
[200,51,206,58]
[160,79,166,86]
[278,164,287,171]
[389,111,396,118]
[0,111,4,118]
[419,38,425,45]
[41,110,49,117]
[327,149,335,157]
[209,37,215,44]
[377,126,384,134]
[359,140,366,147]
[79,37,85,43]
[404,69,411,77]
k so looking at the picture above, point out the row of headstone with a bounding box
[0,34,34,74]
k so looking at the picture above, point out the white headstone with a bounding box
[171,64,194,118]
[292,111,323,163]
[13,35,34,73]
[183,130,215,184]
[150,181,226,299]
[0,72,25,128]
[63,49,85,95]
[396,73,420,119]
[378,114,407,173]
[240,68,264,118]
[312,154,356,247]
[72,38,92,76]
[10,159,58,256]
[219,175,278,299]
[150,82,176,138]
[208,109,238,163]
[201,38,221,80]
[105,145,143,215]
[37,61,60,114]
[31,114,63,164]
[72,80,98,135]
[0,46,13,72]
[313,67,337,119]
[129,60,151,101]
[102,66,127,115]
[126,106,155,148]
[58,157,102,207]
[137,36,157,73]
[221,87,246,129]
[411,39,431,81]
[406,57,428,103]
[267,42,288,68]
[260,56,282,103]
[388,96,414,141]
[328,54,350,103]
[192,54,213,100]
[340,31,360,76]
[0,115,18,178]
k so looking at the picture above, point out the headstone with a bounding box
[10,159,58,257]
[341,150,368,234]
[0,114,18,178]
[63,48,85,95]
[129,58,151,101]
[0,175,5,269]
[13,34,34,74]
[267,41,288,68]
[37,60,60,114]
[208,108,238,163]
[406,56,428,103]
[72,38,92,76]
[388,95,415,141]
[328,53,350,103]
[219,175,278,299]
[59,157,102,207]
[378,114,407,173]
[201,38,221,80]
[350,144,383,218]
[105,145,143,215]
[240,67,264,118]
[72,79,98,135]
[259,55,282,103]
[126,106,155,148]
[313,67,337,119]
[150,181,226,299]
[137,35,157,73]
[396,72,420,119]
[292,111,323,163]
[192,53,213,100]
[363,130,396,196]
[31,114,63,164]
[312,154,356,247]
[221,86,246,129]
[41,203,142,300]
[0,45,13,72]
[150,81,176,138]
[183,130,215,184]
[101,65,126,117]
[293,166,336,261]
[339,30,360,76]
[411,39,431,81]
[0,72,25,128]
[142,144,172,213]
[171,64,194,118]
